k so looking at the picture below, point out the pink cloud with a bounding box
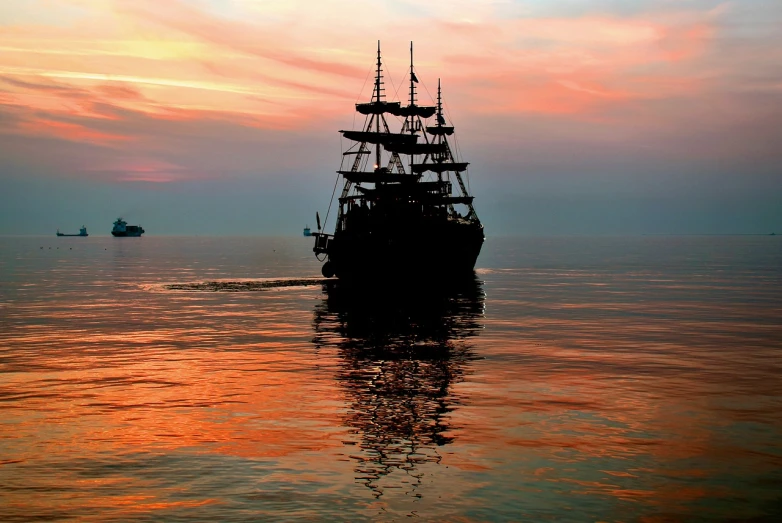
[656,23,714,62]
[16,117,132,144]
[1,0,779,187]
[88,159,193,183]
[426,14,722,118]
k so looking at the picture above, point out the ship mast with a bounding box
[436,78,443,184]
[436,79,443,127]
[375,41,382,172]
[434,79,479,220]
[409,41,416,174]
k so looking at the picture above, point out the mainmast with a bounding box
[375,41,383,171]
[409,41,417,132]
[436,79,443,126]
[409,41,416,173]
[436,78,443,183]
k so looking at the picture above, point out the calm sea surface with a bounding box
[1,235,780,522]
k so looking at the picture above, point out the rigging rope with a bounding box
[420,80,435,106]
[386,60,399,102]
[356,62,374,104]
[353,62,374,129]
[386,62,407,127]
[319,134,348,236]
[323,171,340,235]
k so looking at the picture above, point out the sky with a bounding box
[1,0,780,235]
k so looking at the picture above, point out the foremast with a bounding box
[333,41,409,235]
[426,79,480,222]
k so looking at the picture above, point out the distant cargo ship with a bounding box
[57,226,88,237]
[111,218,145,237]
[303,225,312,236]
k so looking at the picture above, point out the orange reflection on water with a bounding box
[3,236,781,521]
[438,266,782,518]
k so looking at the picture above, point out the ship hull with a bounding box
[323,221,484,280]
[57,233,88,237]
[111,231,143,237]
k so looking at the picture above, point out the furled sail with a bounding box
[355,101,402,115]
[425,125,454,136]
[383,142,447,155]
[411,162,469,174]
[355,102,436,118]
[394,104,437,118]
[340,130,417,146]
[338,170,419,183]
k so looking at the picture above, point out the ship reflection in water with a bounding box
[312,276,485,497]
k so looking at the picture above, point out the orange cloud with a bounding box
[16,117,132,144]
[0,1,729,130]
[110,0,366,79]
[1,0,779,185]
[95,83,145,100]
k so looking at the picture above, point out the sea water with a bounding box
[1,235,780,521]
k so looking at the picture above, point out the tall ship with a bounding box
[56,226,88,237]
[312,43,484,279]
[111,218,144,237]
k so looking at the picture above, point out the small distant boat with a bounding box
[111,217,144,237]
[303,225,312,237]
[57,226,88,237]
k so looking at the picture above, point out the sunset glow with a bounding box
[1,0,780,234]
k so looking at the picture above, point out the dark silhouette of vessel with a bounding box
[312,42,484,279]
[56,225,88,237]
[111,217,144,237]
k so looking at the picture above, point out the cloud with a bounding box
[87,159,193,183]
[94,83,145,100]
[0,0,779,199]
[16,117,132,144]
[110,0,366,79]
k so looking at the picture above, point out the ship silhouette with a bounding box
[111,217,145,237]
[56,225,88,237]
[312,42,484,280]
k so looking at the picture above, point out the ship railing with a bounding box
[312,232,332,254]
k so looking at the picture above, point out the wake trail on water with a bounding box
[156,277,329,292]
